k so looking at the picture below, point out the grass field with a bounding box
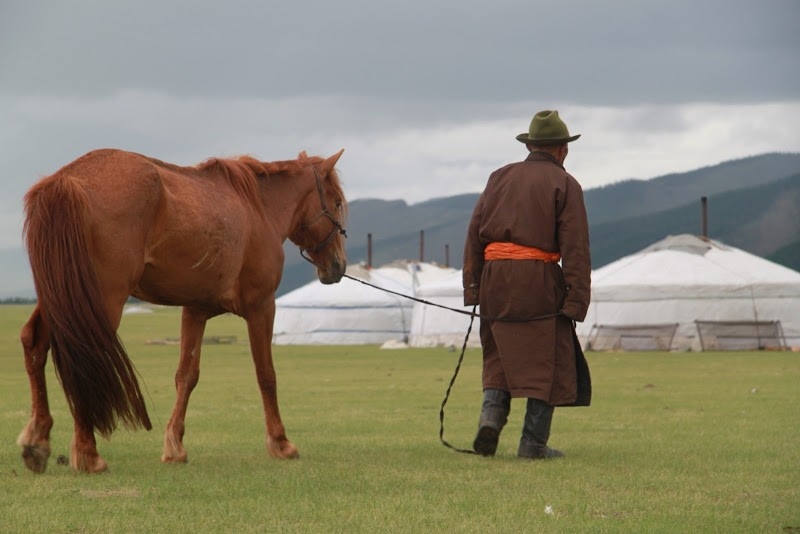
[1,304,798,533]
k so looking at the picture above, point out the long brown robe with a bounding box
[463,151,591,405]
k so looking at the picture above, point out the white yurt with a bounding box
[408,270,481,348]
[576,234,800,351]
[273,261,455,345]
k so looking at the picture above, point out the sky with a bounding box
[1,0,799,249]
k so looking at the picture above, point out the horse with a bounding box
[17,148,348,473]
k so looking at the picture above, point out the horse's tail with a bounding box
[24,174,152,437]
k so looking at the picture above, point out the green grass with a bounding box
[1,304,798,533]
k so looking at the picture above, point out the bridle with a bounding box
[299,166,347,263]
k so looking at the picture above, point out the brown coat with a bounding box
[463,151,591,405]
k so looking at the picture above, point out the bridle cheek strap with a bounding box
[299,166,347,264]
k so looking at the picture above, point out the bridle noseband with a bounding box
[299,166,347,263]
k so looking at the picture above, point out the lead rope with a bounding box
[339,273,560,455]
[342,273,558,322]
[438,305,478,454]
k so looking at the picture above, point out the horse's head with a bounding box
[291,149,348,284]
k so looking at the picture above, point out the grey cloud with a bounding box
[1,0,799,250]
[1,0,798,104]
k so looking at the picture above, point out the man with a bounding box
[463,109,591,459]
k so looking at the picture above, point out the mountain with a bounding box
[2,152,798,299]
[279,152,799,295]
[588,173,800,267]
[585,152,800,224]
[768,238,800,269]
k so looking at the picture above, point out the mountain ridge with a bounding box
[2,152,798,299]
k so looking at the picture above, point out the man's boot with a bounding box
[517,398,565,459]
[473,388,511,456]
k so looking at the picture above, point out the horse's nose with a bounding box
[318,258,346,284]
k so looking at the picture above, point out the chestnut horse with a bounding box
[17,148,347,473]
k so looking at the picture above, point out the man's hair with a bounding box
[527,143,566,152]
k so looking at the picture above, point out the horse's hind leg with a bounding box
[162,307,207,464]
[17,305,54,473]
[69,293,128,474]
[68,418,108,473]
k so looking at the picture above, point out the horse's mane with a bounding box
[262,152,323,176]
[196,156,267,212]
[272,152,347,214]
[195,152,346,218]
[259,152,347,219]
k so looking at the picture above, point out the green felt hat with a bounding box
[516,110,580,145]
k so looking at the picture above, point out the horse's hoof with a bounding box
[71,453,108,474]
[267,437,300,459]
[161,452,188,464]
[21,444,50,474]
[74,459,108,474]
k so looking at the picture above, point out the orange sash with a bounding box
[484,242,561,262]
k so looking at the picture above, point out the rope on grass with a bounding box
[341,272,559,454]
[438,305,478,454]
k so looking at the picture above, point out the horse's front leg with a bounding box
[162,307,207,464]
[246,301,299,459]
[17,305,54,473]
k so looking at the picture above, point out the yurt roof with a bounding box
[415,269,465,297]
[277,261,456,308]
[592,234,800,301]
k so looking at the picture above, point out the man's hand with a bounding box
[560,300,587,323]
[464,284,479,306]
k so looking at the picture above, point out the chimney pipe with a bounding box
[445,244,450,268]
[419,230,425,262]
[701,197,708,238]
[367,233,373,268]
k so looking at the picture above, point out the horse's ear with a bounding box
[320,149,345,174]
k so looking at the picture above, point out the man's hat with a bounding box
[516,110,581,145]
